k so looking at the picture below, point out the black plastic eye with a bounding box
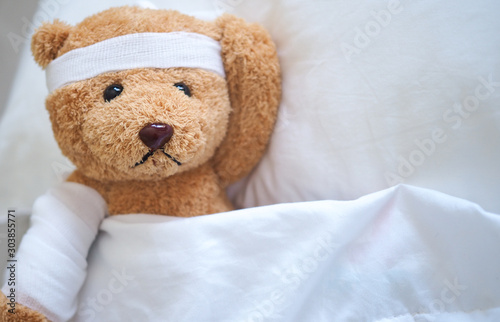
[174,82,191,97]
[104,84,123,102]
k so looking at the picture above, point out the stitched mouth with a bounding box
[133,149,182,168]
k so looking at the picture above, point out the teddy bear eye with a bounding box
[174,82,191,97]
[104,84,123,102]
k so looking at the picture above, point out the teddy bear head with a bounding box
[31,6,280,186]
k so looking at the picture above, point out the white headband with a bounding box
[45,32,225,92]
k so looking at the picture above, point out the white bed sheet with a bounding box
[71,185,500,321]
[1,0,500,216]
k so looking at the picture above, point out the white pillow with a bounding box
[229,0,500,213]
[1,0,499,214]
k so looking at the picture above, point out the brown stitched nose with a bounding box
[139,123,174,151]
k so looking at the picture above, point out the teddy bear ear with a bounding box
[213,14,281,186]
[31,19,72,68]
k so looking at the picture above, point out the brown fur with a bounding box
[31,19,72,68]
[0,292,48,321]
[11,7,279,318]
[31,6,281,217]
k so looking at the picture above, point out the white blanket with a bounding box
[71,185,500,321]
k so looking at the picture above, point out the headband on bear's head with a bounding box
[45,32,226,92]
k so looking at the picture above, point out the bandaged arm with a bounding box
[1,182,107,322]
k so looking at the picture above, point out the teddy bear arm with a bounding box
[212,14,281,186]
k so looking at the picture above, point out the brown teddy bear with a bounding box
[0,6,280,321]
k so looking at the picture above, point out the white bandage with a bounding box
[45,32,225,92]
[1,182,107,322]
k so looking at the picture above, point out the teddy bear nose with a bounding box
[139,123,174,151]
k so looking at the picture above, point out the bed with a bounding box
[0,0,499,321]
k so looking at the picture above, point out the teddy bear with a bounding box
[0,6,280,321]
